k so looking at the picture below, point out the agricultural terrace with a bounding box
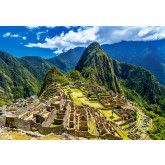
[63,86,103,108]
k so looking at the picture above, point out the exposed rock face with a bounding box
[75,42,121,93]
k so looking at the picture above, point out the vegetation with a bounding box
[0,48,84,106]
[115,127,131,140]
[66,70,86,83]
[1,41,165,140]
[68,88,103,108]
[147,116,165,140]
[47,47,85,74]
[142,108,165,140]
[75,42,165,119]
[19,56,51,84]
[40,84,57,98]
[39,66,68,96]
[75,42,121,93]
[0,51,39,102]
[99,109,120,122]
[102,40,165,86]
[88,114,99,135]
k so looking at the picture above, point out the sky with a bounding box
[1,26,165,59]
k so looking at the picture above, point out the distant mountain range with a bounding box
[1,39,165,108]
[46,39,165,86]
[75,42,165,114]
[102,40,165,85]
[0,47,85,105]
[40,42,165,118]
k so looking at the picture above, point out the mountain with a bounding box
[0,47,84,106]
[65,70,86,83]
[47,47,85,74]
[102,40,165,85]
[76,42,165,116]
[113,60,162,105]
[39,66,68,97]
[0,51,39,105]
[19,56,52,84]
[75,42,121,93]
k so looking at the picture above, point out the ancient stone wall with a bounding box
[15,118,32,131]
[42,108,57,127]
[100,133,123,140]
[15,101,39,116]
[75,131,96,139]
[31,121,65,135]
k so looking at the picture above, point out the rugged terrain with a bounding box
[0,42,165,139]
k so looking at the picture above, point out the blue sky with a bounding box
[1,26,165,59]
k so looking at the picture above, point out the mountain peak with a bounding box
[75,42,121,93]
[39,66,68,97]
[87,42,102,51]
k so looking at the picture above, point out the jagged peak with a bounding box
[87,42,102,50]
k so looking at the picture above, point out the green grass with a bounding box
[99,109,120,122]
[88,114,99,136]
[70,89,103,108]
[98,93,110,96]
[50,124,61,127]
[122,124,130,129]
[115,127,131,140]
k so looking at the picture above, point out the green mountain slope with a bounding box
[66,70,86,83]
[0,51,39,105]
[39,66,68,97]
[75,42,121,93]
[19,56,51,84]
[47,47,85,74]
[113,60,162,105]
[102,40,165,85]
[75,42,165,116]
[0,47,84,105]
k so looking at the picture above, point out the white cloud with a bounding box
[3,32,19,38]
[24,26,165,54]
[36,31,48,40]
[22,36,26,40]
[53,49,63,54]
[25,27,98,53]
[26,26,57,30]
[26,26,40,29]
[45,26,57,28]
[3,32,11,37]
[12,34,19,37]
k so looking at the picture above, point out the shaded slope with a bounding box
[102,40,165,85]
[19,56,51,84]
[47,47,85,74]
[113,60,162,105]
[0,51,39,102]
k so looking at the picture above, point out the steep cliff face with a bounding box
[75,42,121,93]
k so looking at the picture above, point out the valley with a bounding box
[0,41,165,140]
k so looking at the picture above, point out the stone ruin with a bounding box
[3,87,123,140]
